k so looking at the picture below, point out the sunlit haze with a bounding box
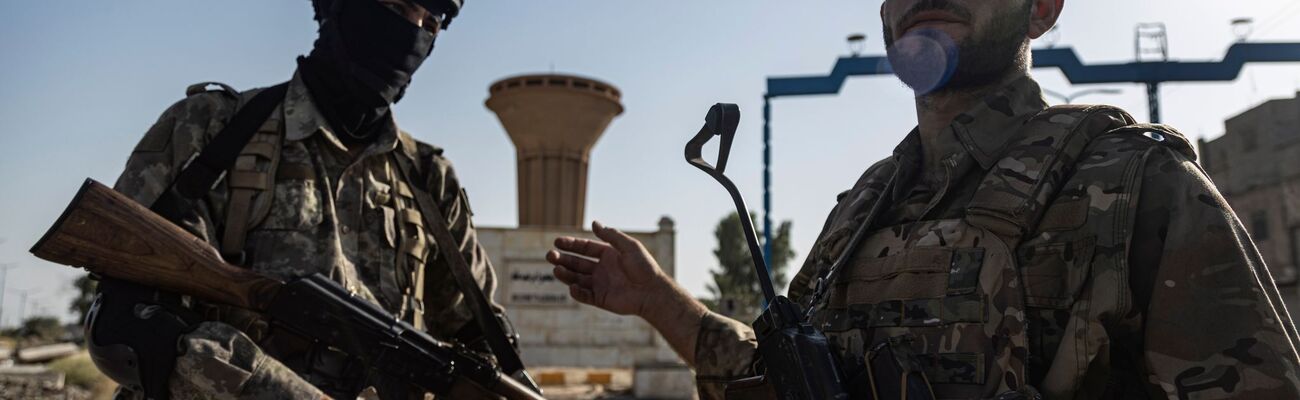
[2,0,1299,325]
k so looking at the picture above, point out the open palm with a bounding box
[546,221,668,317]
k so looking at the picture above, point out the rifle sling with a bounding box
[142,79,530,392]
[111,82,287,400]
[151,82,289,223]
[392,154,529,378]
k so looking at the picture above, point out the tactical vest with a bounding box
[184,82,433,334]
[814,105,1196,399]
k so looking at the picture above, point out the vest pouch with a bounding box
[1018,236,1095,309]
[831,248,953,309]
[1018,236,1095,384]
[866,335,936,400]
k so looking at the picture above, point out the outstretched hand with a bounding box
[547,221,711,365]
[546,221,670,318]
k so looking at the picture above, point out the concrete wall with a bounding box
[1200,91,1300,281]
[478,217,683,368]
[1202,93,1300,194]
[1221,183,1300,276]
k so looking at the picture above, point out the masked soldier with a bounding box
[90,0,516,398]
[547,0,1300,398]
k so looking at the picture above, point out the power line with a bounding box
[1257,1,1300,37]
[1256,1,1300,30]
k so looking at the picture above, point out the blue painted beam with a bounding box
[1037,43,1300,83]
[766,42,1300,97]
[767,56,893,97]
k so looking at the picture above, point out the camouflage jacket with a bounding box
[694,75,1300,399]
[111,72,502,398]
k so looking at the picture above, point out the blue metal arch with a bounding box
[758,42,1300,263]
[766,42,1300,97]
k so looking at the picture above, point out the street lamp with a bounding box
[1042,88,1123,104]
[846,33,867,57]
[1232,18,1255,42]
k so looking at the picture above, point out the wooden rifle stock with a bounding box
[30,179,281,311]
[31,179,546,400]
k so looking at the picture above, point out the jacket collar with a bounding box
[282,71,401,156]
[947,74,1049,170]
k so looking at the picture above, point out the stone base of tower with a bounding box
[478,218,683,369]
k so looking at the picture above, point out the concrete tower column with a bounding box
[485,74,624,227]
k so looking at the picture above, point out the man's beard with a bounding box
[884,1,1032,95]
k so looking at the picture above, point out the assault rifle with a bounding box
[685,104,848,400]
[30,179,545,400]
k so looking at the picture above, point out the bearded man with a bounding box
[546,1,1300,398]
[88,0,517,398]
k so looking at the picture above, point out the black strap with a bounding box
[105,82,288,400]
[151,82,290,222]
[392,154,540,393]
[804,169,898,320]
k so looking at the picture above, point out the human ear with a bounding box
[1028,0,1065,39]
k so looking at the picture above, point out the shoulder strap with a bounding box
[964,104,1135,238]
[125,81,286,400]
[220,113,285,261]
[391,153,541,393]
[151,82,289,224]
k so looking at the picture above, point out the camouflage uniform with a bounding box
[111,72,501,398]
[694,75,1300,399]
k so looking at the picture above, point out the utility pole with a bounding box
[1135,23,1171,122]
[760,38,1300,261]
[0,264,16,329]
[16,290,30,325]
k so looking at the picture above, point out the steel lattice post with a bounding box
[1146,82,1162,123]
[762,95,774,267]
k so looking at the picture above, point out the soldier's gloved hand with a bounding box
[546,221,673,318]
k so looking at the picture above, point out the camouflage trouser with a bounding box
[115,322,325,400]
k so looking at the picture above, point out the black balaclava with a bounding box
[300,0,437,144]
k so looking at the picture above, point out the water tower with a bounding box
[485,74,624,227]
[477,75,688,394]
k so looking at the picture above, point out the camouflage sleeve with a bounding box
[1131,147,1300,398]
[416,149,506,339]
[167,323,326,399]
[110,92,327,399]
[694,311,759,399]
[113,91,240,242]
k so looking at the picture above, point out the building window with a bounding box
[1252,210,1271,241]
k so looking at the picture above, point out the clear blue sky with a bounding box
[2,1,1299,325]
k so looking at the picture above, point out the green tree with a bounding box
[69,274,97,324]
[20,316,63,341]
[704,211,795,322]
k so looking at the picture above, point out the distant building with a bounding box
[1199,91,1300,284]
[480,74,681,368]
